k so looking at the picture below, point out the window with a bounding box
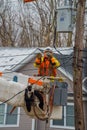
[0,103,20,127]
[50,103,75,129]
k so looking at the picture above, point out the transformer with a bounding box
[56,6,76,32]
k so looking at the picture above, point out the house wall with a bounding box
[18,58,75,130]
[22,58,87,130]
[19,108,33,130]
[1,108,32,130]
[1,57,87,130]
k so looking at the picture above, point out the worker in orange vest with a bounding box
[33,49,60,111]
[34,49,60,77]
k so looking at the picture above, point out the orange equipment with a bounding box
[24,0,36,3]
[28,78,43,86]
[0,72,3,76]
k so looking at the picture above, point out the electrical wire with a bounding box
[0,89,24,105]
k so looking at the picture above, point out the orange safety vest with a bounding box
[38,58,57,77]
[24,0,36,3]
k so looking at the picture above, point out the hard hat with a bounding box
[45,47,52,52]
[44,48,52,53]
[44,48,53,58]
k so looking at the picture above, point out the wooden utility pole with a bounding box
[67,32,72,46]
[73,0,86,130]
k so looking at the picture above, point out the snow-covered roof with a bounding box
[0,47,38,72]
[0,47,73,74]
